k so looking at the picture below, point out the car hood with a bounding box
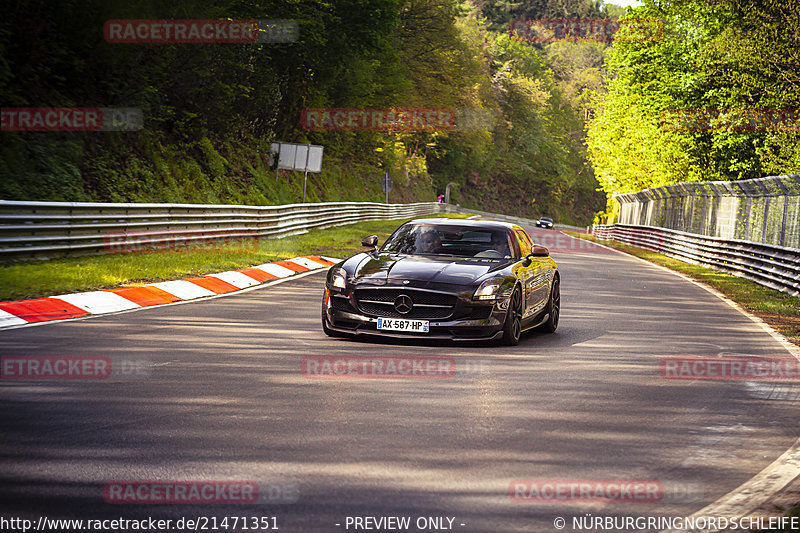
[347,253,503,286]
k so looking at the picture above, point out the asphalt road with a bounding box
[1,227,798,533]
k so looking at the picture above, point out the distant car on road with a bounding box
[321,218,560,345]
[536,216,554,229]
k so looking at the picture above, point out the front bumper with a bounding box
[323,288,507,341]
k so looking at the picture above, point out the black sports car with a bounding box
[536,216,554,229]
[321,218,559,345]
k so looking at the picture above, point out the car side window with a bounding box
[521,229,535,248]
[515,229,532,257]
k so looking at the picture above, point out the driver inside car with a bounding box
[416,229,444,254]
[490,233,511,257]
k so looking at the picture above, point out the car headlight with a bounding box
[331,268,347,289]
[473,278,503,301]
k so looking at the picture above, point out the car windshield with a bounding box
[381,223,512,259]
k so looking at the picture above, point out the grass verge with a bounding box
[0,213,472,302]
[563,231,800,347]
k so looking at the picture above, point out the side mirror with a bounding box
[531,245,549,257]
[521,245,549,266]
[362,235,378,248]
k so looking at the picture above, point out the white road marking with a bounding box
[254,263,296,278]
[208,271,261,289]
[0,309,28,327]
[149,280,216,300]
[288,257,328,269]
[52,291,141,314]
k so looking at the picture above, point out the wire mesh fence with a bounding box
[614,174,800,249]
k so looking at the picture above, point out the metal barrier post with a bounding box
[699,195,708,236]
[744,197,752,241]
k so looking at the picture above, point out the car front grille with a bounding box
[330,295,357,313]
[353,288,457,319]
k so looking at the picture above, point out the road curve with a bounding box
[1,226,798,532]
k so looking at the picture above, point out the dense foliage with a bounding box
[0,0,620,224]
[587,0,800,219]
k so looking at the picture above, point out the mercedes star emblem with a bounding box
[394,294,413,314]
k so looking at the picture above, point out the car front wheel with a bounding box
[501,286,523,346]
[536,276,560,333]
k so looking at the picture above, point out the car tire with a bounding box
[536,276,560,333]
[501,286,523,346]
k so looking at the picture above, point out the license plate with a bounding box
[377,318,429,333]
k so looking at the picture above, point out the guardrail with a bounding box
[592,224,800,296]
[0,200,443,260]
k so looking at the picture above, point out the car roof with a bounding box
[408,218,517,231]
